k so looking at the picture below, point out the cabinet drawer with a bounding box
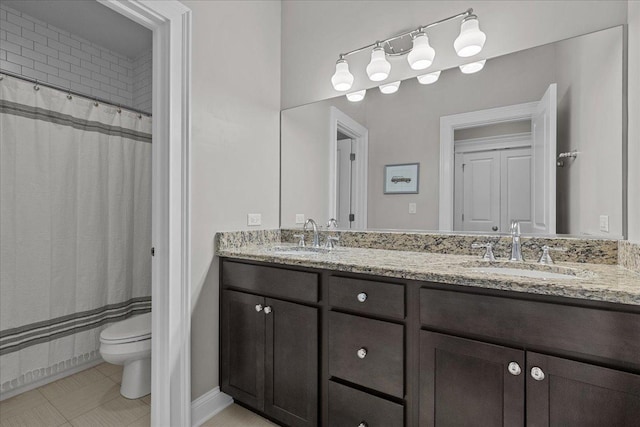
[328,381,403,427]
[329,276,404,319]
[222,260,319,302]
[329,311,404,397]
[420,288,640,368]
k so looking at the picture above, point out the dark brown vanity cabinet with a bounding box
[419,288,640,427]
[220,259,640,427]
[221,262,319,427]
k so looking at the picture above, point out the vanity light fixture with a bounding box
[407,32,435,70]
[417,70,441,84]
[346,89,367,102]
[454,15,487,57]
[379,81,401,94]
[331,8,486,92]
[366,44,392,81]
[459,59,486,74]
[331,56,354,91]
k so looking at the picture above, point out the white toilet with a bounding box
[99,312,151,399]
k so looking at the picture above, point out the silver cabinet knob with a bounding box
[263,306,272,314]
[508,362,521,376]
[357,292,368,303]
[358,422,368,427]
[357,347,367,359]
[492,226,498,231]
[255,304,263,312]
[531,366,545,381]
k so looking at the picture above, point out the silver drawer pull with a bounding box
[357,347,367,359]
[358,422,368,427]
[531,366,545,381]
[357,292,368,303]
[508,362,521,376]
[263,306,272,315]
[255,304,263,312]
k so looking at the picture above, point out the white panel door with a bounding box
[336,138,353,228]
[501,147,533,233]
[459,151,501,232]
[531,84,557,234]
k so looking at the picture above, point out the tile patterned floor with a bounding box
[0,365,274,427]
[0,363,147,427]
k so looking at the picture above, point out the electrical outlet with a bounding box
[409,203,417,214]
[599,215,609,232]
[295,214,305,224]
[247,213,262,226]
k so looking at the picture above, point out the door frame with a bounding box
[439,102,537,231]
[329,107,368,229]
[99,1,192,426]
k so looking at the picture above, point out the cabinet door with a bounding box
[527,352,640,427]
[221,290,265,411]
[264,298,318,427]
[420,331,525,427]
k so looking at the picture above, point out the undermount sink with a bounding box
[462,261,594,280]
[269,245,332,256]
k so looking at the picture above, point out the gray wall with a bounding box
[281,0,628,108]
[629,1,640,243]
[185,0,281,400]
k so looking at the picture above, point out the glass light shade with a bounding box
[407,33,435,70]
[366,47,391,81]
[346,90,366,102]
[459,60,486,74]
[379,81,401,94]
[331,59,354,91]
[454,17,487,57]
[417,70,441,85]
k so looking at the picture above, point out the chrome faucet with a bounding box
[509,220,523,261]
[304,218,320,248]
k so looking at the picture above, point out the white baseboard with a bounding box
[191,387,233,427]
[0,357,104,401]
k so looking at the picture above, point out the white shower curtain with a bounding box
[0,75,152,397]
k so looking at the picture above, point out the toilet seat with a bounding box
[100,312,151,344]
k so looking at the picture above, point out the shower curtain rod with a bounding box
[0,68,152,117]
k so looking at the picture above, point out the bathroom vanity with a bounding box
[218,241,640,427]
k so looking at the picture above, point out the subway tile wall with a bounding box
[0,3,152,114]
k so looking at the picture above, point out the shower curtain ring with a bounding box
[67,90,72,100]
[34,81,40,91]
[94,100,99,107]
[117,106,122,114]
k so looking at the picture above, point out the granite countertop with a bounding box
[217,244,640,306]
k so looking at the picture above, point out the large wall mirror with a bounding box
[280,26,625,238]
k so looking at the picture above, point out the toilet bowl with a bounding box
[99,312,151,399]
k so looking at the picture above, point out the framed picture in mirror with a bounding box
[384,163,419,194]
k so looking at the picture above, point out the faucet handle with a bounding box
[293,234,305,247]
[471,242,496,262]
[510,220,521,235]
[325,235,340,249]
[538,245,567,265]
[327,218,338,229]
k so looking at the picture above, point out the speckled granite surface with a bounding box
[217,244,640,306]
[215,229,281,250]
[620,241,640,274]
[280,229,619,264]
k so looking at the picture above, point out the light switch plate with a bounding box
[295,214,305,224]
[409,203,417,214]
[247,213,262,226]
[599,215,609,232]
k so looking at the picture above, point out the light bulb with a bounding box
[454,16,486,57]
[459,60,486,74]
[407,32,435,70]
[366,46,391,82]
[379,81,400,94]
[417,70,441,85]
[346,90,366,102]
[331,59,354,91]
